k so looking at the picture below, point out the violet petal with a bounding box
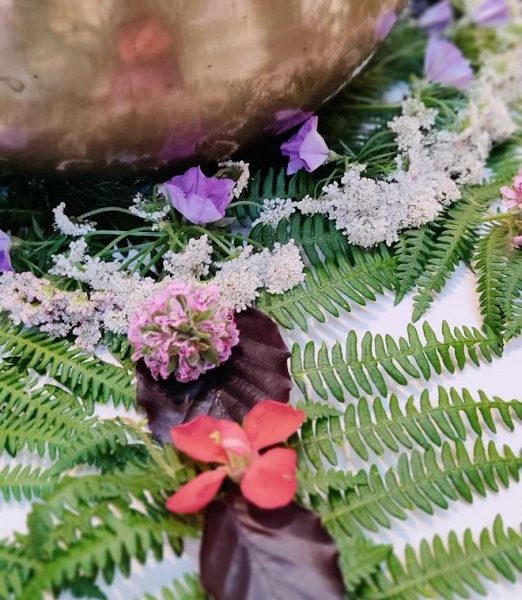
[424,37,474,90]
[0,230,13,273]
[162,166,234,225]
[471,0,510,28]
[418,0,453,35]
[281,116,329,175]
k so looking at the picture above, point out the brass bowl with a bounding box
[0,0,407,175]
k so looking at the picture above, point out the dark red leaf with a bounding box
[136,308,292,442]
[200,494,345,600]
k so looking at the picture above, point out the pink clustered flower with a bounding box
[167,400,305,513]
[128,281,239,382]
[500,169,522,209]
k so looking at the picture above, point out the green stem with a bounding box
[93,229,165,258]
[187,226,235,254]
[228,200,263,209]
[221,232,264,249]
[481,212,517,223]
[84,229,163,238]
[78,207,134,219]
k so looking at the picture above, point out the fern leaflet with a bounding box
[394,225,436,304]
[251,213,350,268]
[501,249,522,340]
[412,189,492,321]
[297,387,522,466]
[0,464,57,502]
[317,439,520,536]
[139,575,206,600]
[0,323,135,409]
[291,322,502,401]
[474,225,510,335]
[364,516,522,599]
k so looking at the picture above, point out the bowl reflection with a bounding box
[0,0,407,174]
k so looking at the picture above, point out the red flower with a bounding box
[166,401,305,513]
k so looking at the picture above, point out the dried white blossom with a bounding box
[163,235,213,279]
[261,242,305,295]
[218,160,250,198]
[252,198,296,229]
[214,241,305,311]
[53,202,95,237]
[129,192,170,223]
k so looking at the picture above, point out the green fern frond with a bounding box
[0,369,131,466]
[140,574,205,600]
[0,323,135,410]
[291,322,502,401]
[258,247,397,331]
[318,439,521,536]
[296,387,522,466]
[49,419,130,473]
[19,506,196,600]
[364,515,522,599]
[505,297,522,340]
[0,464,58,502]
[412,189,492,322]
[0,540,37,599]
[26,448,190,561]
[298,468,367,495]
[501,250,522,340]
[474,226,510,335]
[0,373,92,459]
[394,226,436,305]
[251,213,350,267]
[338,537,392,590]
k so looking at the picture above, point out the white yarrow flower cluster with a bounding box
[0,235,304,349]
[53,202,95,237]
[49,240,158,337]
[213,241,305,311]
[292,51,522,248]
[252,198,296,229]
[0,271,105,350]
[163,235,213,279]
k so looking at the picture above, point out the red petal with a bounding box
[218,420,253,458]
[243,400,305,450]
[171,416,228,463]
[240,448,298,509]
[166,468,227,514]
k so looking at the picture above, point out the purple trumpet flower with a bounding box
[471,0,510,28]
[424,37,474,90]
[418,0,454,35]
[281,116,330,175]
[0,230,13,273]
[161,166,235,225]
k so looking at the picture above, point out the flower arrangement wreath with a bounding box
[0,1,522,598]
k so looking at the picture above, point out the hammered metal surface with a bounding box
[0,0,407,174]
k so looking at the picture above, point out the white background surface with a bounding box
[1,263,521,599]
